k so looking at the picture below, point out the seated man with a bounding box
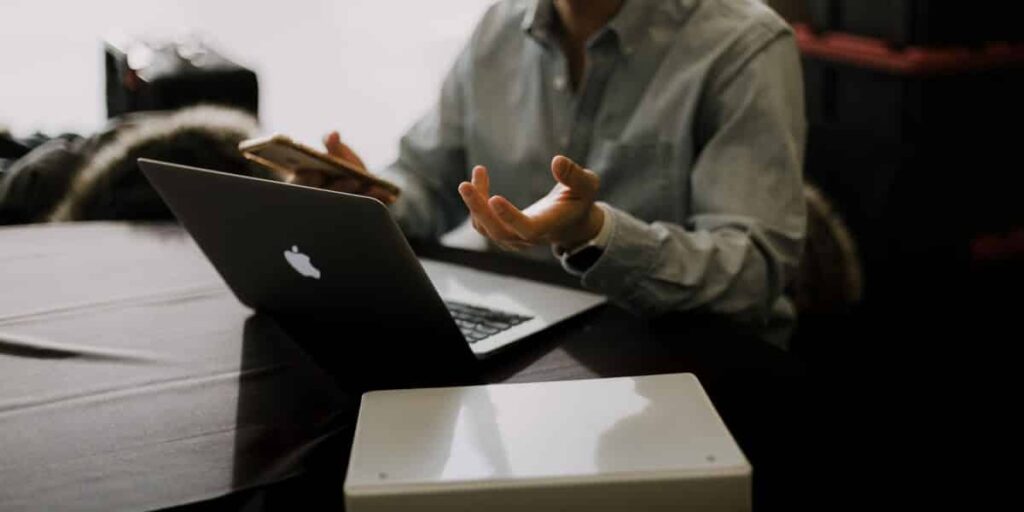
[299,0,806,347]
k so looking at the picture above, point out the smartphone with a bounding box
[238,133,401,196]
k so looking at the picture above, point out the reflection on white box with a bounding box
[344,373,751,512]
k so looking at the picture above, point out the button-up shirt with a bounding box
[385,0,807,346]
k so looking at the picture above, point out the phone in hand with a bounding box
[238,133,401,197]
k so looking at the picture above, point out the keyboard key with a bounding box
[444,300,533,344]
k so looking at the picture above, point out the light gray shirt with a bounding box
[384,0,807,346]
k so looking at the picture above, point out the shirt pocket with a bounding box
[586,138,685,224]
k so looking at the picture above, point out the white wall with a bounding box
[0,0,494,169]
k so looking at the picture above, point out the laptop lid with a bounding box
[138,158,480,389]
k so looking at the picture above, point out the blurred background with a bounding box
[0,0,492,170]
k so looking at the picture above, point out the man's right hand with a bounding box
[289,131,398,204]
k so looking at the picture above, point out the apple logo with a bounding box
[284,245,321,279]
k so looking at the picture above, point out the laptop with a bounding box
[138,159,605,386]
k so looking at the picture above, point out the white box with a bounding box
[344,373,750,512]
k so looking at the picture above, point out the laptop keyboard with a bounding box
[444,301,533,344]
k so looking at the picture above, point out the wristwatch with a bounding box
[564,243,605,272]
[556,203,614,276]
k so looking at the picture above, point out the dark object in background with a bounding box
[800,27,1024,144]
[1,133,31,161]
[0,106,270,224]
[791,184,862,317]
[797,23,1024,307]
[763,0,810,24]
[807,0,1022,47]
[105,36,259,119]
[0,134,93,224]
[799,25,1024,234]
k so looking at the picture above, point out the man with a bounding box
[299,0,806,346]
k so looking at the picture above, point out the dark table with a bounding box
[0,222,818,511]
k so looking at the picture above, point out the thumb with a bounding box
[322,131,344,157]
[550,155,598,195]
[324,131,368,172]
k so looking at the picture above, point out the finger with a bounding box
[470,209,501,241]
[323,131,344,157]
[458,182,524,243]
[470,215,528,251]
[551,155,599,196]
[489,195,540,241]
[321,175,359,192]
[324,131,369,172]
[291,168,325,188]
[493,239,531,252]
[322,177,395,203]
[471,165,489,197]
[338,141,368,172]
[471,218,485,236]
[365,185,397,204]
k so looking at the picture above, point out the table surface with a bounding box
[0,222,812,511]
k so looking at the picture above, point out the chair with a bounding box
[792,183,864,317]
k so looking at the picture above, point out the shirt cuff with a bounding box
[579,205,663,306]
[589,202,615,249]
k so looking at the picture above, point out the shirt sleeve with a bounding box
[381,44,472,241]
[577,34,808,325]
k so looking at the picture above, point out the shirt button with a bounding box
[553,76,566,91]
[559,135,570,148]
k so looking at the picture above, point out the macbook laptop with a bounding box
[138,159,605,386]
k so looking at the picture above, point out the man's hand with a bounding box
[458,155,604,251]
[289,131,397,204]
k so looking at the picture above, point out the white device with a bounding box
[344,373,752,512]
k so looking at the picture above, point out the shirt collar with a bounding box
[521,0,557,47]
[521,0,662,55]
[605,0,657,54]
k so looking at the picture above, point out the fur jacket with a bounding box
[0,106,266,223]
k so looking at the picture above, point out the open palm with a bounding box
[458,155,604,251]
